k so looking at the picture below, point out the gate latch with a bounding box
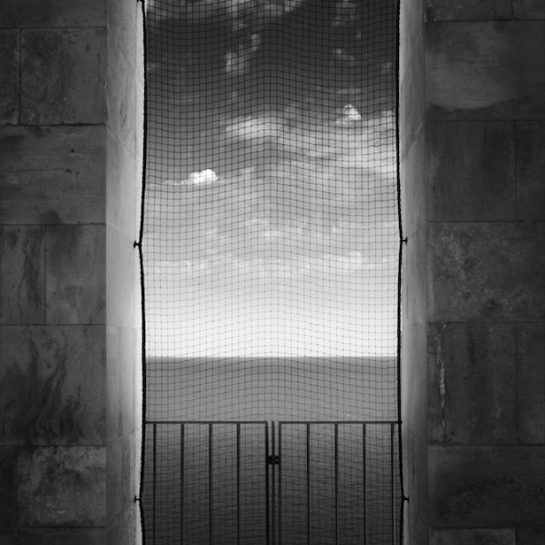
[267,455,280,465]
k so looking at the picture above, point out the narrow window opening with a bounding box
[139,0,403,543]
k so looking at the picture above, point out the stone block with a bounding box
[428,323,517,445]
[399,0,425,159]
[21,29,105,124]
[0,31,19,125]
[0,227,45,324]
[515,122,545,220]
[17,446,106,526]
[513,0,545,19]
[106,326,138,442]
[517,323,545,444]
[401,126,426,237]
[427,121,516,221]
[0,0,105,28]
[0,126,105,225]
[426,0,512,21]
[107,0,141,73]
[0,326,105,445]
[402,431,428,545]
[45,225,105,324]
[0,528,106,545]
[426,22,545,119]
[430,528,516,545]
[107,433,137,523]
[107,506,138,545]
[402,323,428,440]
[106,132,139,236]
[428,222,545,321]
[518,527,545,545]
[429,446,545,526]
[0,448,17,527]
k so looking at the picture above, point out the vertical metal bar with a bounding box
[265,423,270,545]
[153,423,157,545]
[390,423,395,545]
[278,424,282,545]
[306,423,310,545]
[237,424,241,545]
[334,423,338,545]
[362,423,367,545]
[181,423,185,545]
[209,423,213,545]
[271,422,275,545]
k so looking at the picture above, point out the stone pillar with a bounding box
[425,2,545,544]
[400,1,428,543]
[0,1,142,543]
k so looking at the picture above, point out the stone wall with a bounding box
[0,1,142,543]
[425,1,545,544]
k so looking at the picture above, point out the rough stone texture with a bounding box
[513,0,545,19]
[428,222,545,322]
[0,126,105,225]
[426,22,545,120]
[0,0,105,28]
[515,122,545,220]
[0,227,45,325]
[17,446,106,526]
[45,225,106,324]
[0,448,18,527]
[518,527,545,545]
[21,29,106,125]
[517,323,545,444]
[0,528,106,545]
[430,528,516,545]
[0,31,19,125]
[426,0,512,21]
[427,121,516,220]
[428,323,516,445]
[0,326,105,445]
[429,446,545,526]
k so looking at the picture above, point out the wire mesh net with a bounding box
[140,0,401,543]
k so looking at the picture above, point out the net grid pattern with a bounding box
[138,0,403,543]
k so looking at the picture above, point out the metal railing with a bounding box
[142,421,400,545]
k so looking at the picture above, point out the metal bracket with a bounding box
[267,455,280,465]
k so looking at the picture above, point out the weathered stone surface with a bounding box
[430,528,516,545]
[45,225,106,324]
[427,122,516,220]
[17,446,106,526]
[107,505,138,545]
[0,528,106,545]
[428,222,545,321]
[513,0,545,19]
[515,122,545,220]
[518,527,545,545]
[517,323,545,444]
[0,326,105,445]
[427,0,512,21]
[0,126,105,225]
[429,446,545,526]
[21,29,105,124]
[428,323,516,444]
[0,0,105,28]
[106,133,139,237]
[0,448,17,527]
[401,127,426,237]
[107,432,137,523]
[0,31,19,125]
[0,227,45,324]
[399,0,425,158]
[402,431,428,545]
[426,22,545,119]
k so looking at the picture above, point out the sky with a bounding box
[142,0,399,358]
